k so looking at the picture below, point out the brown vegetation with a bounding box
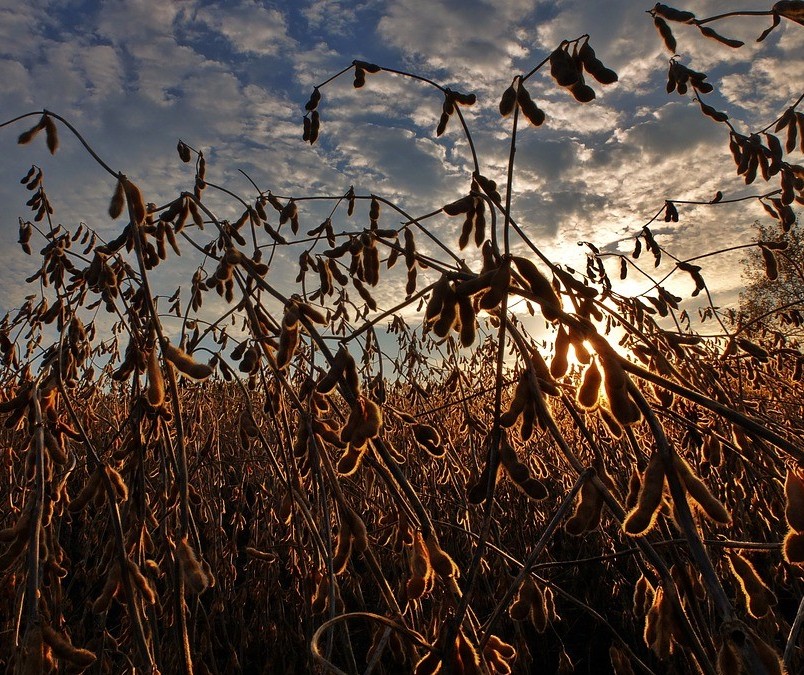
[1,3,804,674]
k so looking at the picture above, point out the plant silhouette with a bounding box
[0,3,803,674]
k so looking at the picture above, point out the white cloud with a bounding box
[192,2,295,56]
[95,0,194,43]
[302,0,362,36]
[0,5,40,60]
[377,0,536,82]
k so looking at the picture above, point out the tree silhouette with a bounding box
[740,218,804,338]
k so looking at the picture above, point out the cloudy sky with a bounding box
[0,0,801,343]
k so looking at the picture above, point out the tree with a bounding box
[740,216,804,338]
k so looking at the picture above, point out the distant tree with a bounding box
[740,216,804,338]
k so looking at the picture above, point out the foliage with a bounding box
[1,3,804,675]
[740,218,804,337]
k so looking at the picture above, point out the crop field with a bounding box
[0,3,803,674]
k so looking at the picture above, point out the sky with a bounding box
[0,0,801,347]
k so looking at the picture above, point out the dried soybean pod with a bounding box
[17,117,47,147]
[579,41,618,84]
[500,438,528,483]
[717,638,743,675]
[760,245,779,280]
[478,263,510,311]
[127,559,157,605]
[569,326,592,363]
[702,433,723,467]
[332,520,353,575]
[576,359,602,409]
[343,507,369,553]
[409,531,433,591]
[407,259,418,291]
[633,574,655,618]
[0,387,31,414]
[598,405,624,439]
[512,257,561,319]
[564,477,603,536]
[425,276,449,325]
[310,573,329,614]
[643,587,661,653]
[609,644,635,675]
[549,46,579,87]
[654,16,677,52]
[473,197,486,246]
[455,269,495,298]
[727,552,776,619]
[518,476,548,501]
[606,384,642,427]
[783,530,804,563]
[594,340,627,388]
[68,468,103,513]
[467,460,498,504]
[672,454,731,525]
[785,467,804,532]
[443,195,474,216]
[163,341,213,380]
[109,179,126,219]
[328,257,349,286]
[530,347,559,395]
[92,563,121,613]
[0,508,32,542]
[342,348,360,394]
[487,635,516,660]
[406,574,427,602]
[551,325,570,378]
[178,537,210,594]
[276,305,301,370]
[41,624,96,668]
[433,294,458,338]
[364,241,380,285]
[623,453,665,536]
[105,465,129,502]
[458,296,476,347]
[353,277,379,313]
[317,348,347,394]
[508,594,531,621]
[519,393,537,442]
[746,629,785,675]
[652,587,675,659]
[44,430,68,466]
[413,423,442,448]
[500,375,528,428]
[509,577,537,621]
[530,581,548,633]
[333,441,363,473]
[146,347,165,407]
[425,533,459,578]
[517,84,546,127]
[483,649,511,674]
[686,564,706,602]
[456,629,482,674]
[499,81,517,117]
[298,301,328,325]
[352,397,382,446]
[339,401,364,445]
[122,177,147,224]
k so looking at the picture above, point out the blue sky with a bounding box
[0,0,801,341]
